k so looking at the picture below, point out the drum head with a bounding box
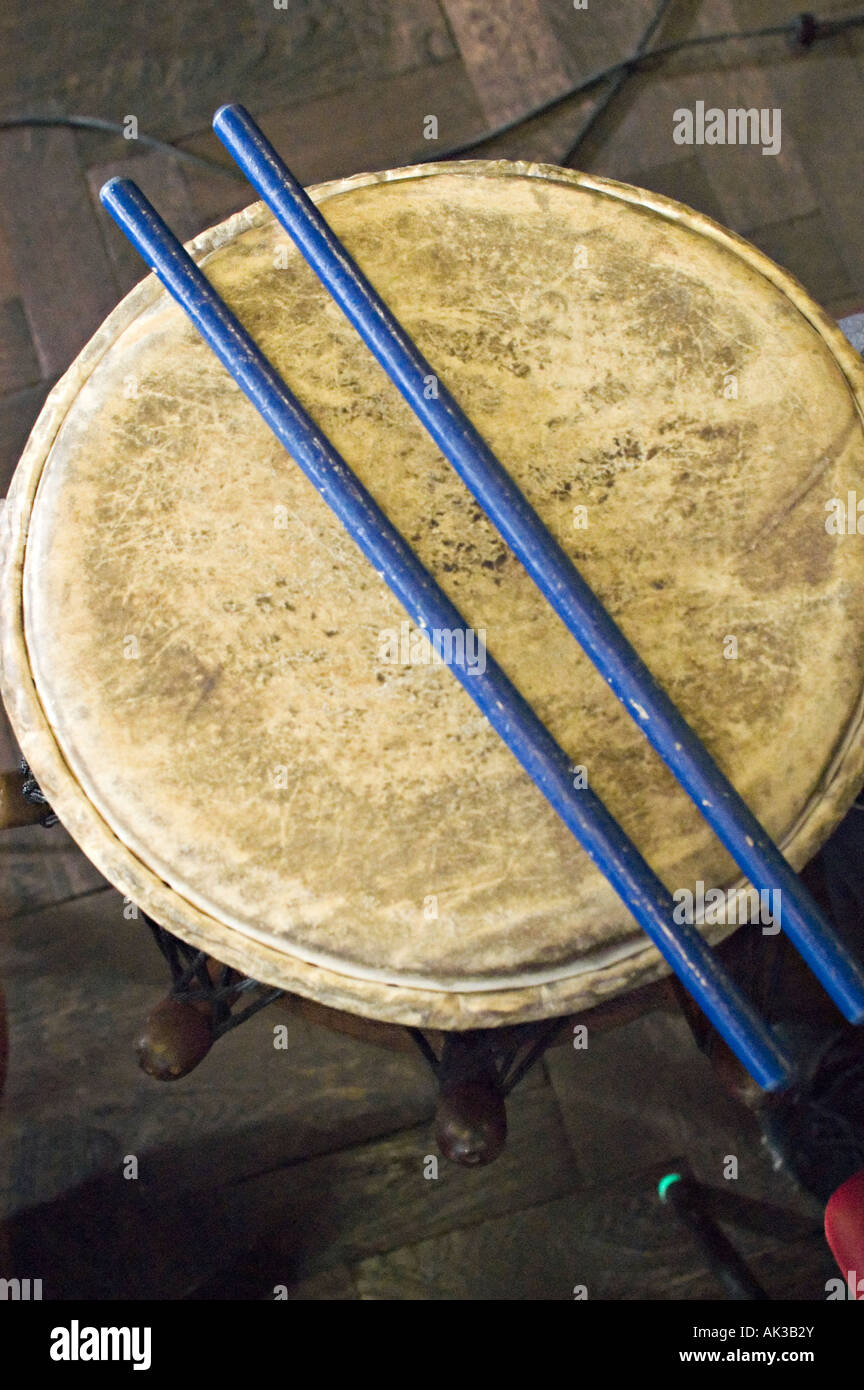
[4,160,864,1027]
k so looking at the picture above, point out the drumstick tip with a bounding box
[213,102,249,134]
[98,175,137,212]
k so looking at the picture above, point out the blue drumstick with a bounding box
[211,102,864,1025]
[100,176,793,1089]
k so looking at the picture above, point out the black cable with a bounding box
[0,113,245,180]
[561,0,677,166]
[409,1027,441,1073]
[1,11,862,176]
[661,1175,771,1300]
[425,9,864,162]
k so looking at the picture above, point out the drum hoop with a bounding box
[3,158,864,1027]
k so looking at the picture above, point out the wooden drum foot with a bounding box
[135,997,214,1081]
[436,1080,508,1167]
[433,1033,508,1167]
[136,922,282,1081]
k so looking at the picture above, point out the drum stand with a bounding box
[132,894,694,1169]
[6,764,864,1182]
[0,759,674,1166]
[138,907,569,1167]
[130,894,864,1172]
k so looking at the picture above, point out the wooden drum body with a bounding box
[3,160,864,1032]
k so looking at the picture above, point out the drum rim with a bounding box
[3,157,864,1029]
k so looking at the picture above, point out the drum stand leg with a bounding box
[411,1021,566,1167]
[136,915,284,1080]
[136,916,566,1164]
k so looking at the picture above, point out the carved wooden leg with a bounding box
[428,1021,568,1167]
[136,917,283,1080]
[135,993,216,1081]
[435,1033,508,1167]
[135,954,231,1081]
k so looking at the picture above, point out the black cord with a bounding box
[561,0,677,166]
[0,114,245,180]
[1,11,862,176]
[425,10,864,162]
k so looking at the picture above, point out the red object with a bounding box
[825,1169,864,1299]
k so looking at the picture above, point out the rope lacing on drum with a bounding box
[409,1018,566,1096]
[143,913,284,1039]
[19,758,57,826]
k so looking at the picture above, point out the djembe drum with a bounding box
[3,161,864,1162]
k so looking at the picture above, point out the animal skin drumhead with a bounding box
[3,160,864,1027]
